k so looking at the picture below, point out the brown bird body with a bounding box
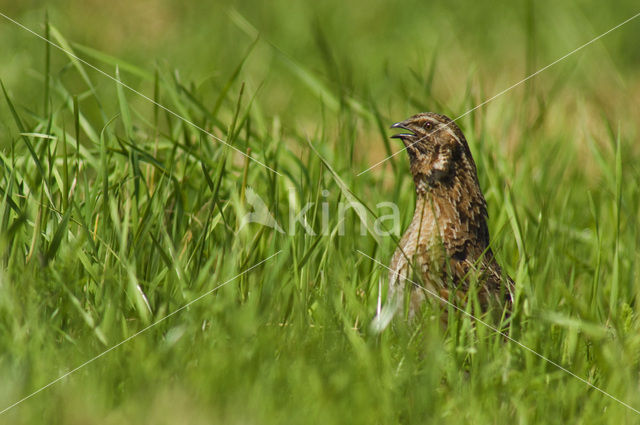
[373,112,513,330]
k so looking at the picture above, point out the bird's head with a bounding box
[391,112,477,192]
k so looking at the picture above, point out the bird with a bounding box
[372,112,514,331]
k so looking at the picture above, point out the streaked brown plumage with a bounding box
[373,112,514,330]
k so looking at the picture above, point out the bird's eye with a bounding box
[424,122,432,130]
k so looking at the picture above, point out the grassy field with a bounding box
[1,1,640,423]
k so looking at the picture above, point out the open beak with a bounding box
[390,121,415,140]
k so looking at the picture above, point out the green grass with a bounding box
[1,2,640,424]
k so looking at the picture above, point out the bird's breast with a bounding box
[389,196,446,281]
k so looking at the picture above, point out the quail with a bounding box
[373,112,514,331]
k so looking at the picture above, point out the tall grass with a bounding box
[1,2,640,424]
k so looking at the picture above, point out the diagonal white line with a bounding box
[357,10,640,176]
[0,12,282,176]
[0,251,281,416]
[356,249,640,415]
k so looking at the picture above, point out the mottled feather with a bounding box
[373,112,513,331]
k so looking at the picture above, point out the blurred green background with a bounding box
[1,1,640,424]
[2,0,639,148]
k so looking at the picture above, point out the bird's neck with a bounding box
[413,169,487,225]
